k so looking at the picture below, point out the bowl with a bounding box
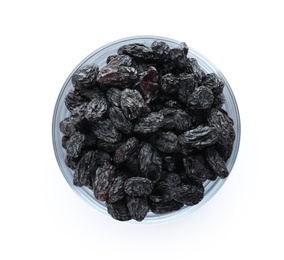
[52,35,241,224]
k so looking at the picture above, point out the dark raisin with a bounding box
[97,65,138,86]
[208,108,235,161]
[93,162,116,201]
[161,108,191,133]
[91,119,122,143]
[106,88,122,107]
[187,86,214,110]
[84,94,108,122]
[174,184,204,206]
[113,137,139,164]
[205,146,229,179]
[118,43,154,60]
[109,106,133,134]
[71,62,99,90]
[120,88,145,120]
[134,112,164,134]
[107,176,126,203]
[124,177,153,197]
[151,41,170,61]
[160,73,179,93]
[126,196,149,221]
[183,154,210,182]
[150,131,179,153]
[66,132,85,158]
[73,150,97,187]
[107,200,131,221]
[149,200,184,214]
[138,143,162,182]
[178,125,219,149]
[106,54,133,67]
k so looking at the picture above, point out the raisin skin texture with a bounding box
[73,150,97,187]
[187,86,214,110]
[174,184,204,206]
[84,94,108,122]
[107,200,131,221]
[93,162,116,201]
[207,108,235,161]
[118,43,154,60]
[205,146,229,179]
[120,88,145,120]
[150,131,179,153]
[72,63,99,90]
[97,65,138,86]
[91,119,122,143]
[134,112,164,134]
[183,155,211,183]
[126,196,149,222]
[109,106,133,134]
[113,137,139,164]
[178,125,219,150]
[107,176,126,203]
[124,177,153,197]
[149,200,184,215]
[138,143,163,182]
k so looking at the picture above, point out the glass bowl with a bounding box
[52,35,241,224]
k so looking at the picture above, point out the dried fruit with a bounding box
[124,177,153,197]
[138,143,162,182]
[59,39,236,222]
[93,162,116,201]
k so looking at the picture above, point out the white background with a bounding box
[1,0,283,259]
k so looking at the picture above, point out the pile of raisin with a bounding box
[59,40,235,222]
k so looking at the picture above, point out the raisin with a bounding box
[64,90,86,112]
[150,131,179,153]
[71,62,99,90]
[138,143,162,182]
[107,176,126,203]
[187,86,214,110]
[73,150,97,187]
[97,65,138,86]
[126,196,149,221]
[205,146,229,179]
[66,132,85,158]
[107,200,131,221]
[113,137,140,164]
[149,200,184,214]
[202,73,224,95]
[174,184,204,206]
[161,108,191,133]
[183,155,211,182]
[118,43,154,60]
[93,162,116,201]
[139,66,159,103]
[150,173,182,203]
[59,116,81,136]
[151,41,170,61]
[160,73,179,93]
[109,106,133,134]
[134,112,164,134]
[107,54,133,67]
[91,119,122,143]
[120,88,145,120]
[208,108,235,161]
[84,94,108,122]
[124,177,153,197]
[106,88,122,107]
[178,125,219,149]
